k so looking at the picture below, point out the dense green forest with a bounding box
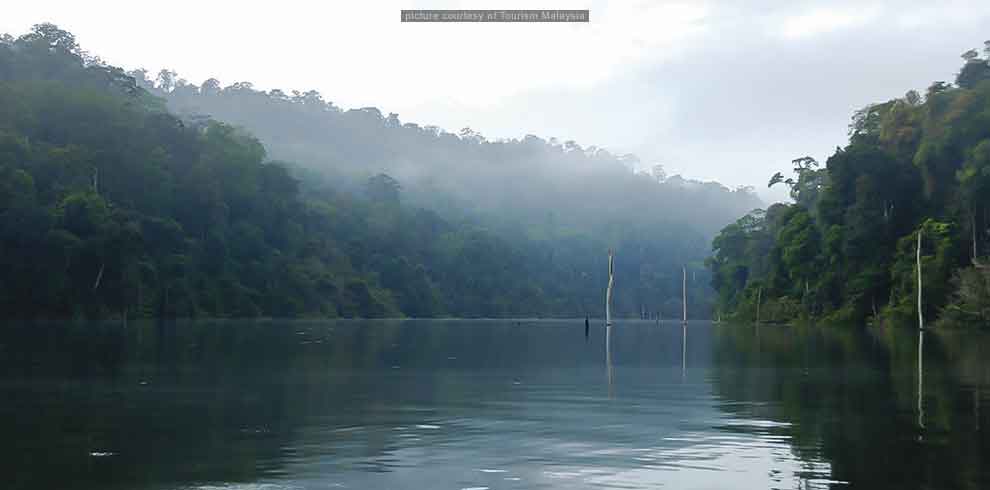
[708,41,990,326]
[0,24,759,320]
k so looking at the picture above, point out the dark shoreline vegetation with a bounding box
[708,40,990,328]
[0,24,761,320]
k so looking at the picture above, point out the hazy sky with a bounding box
[3,1,990,200]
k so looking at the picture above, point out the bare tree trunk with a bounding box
[917,230,924,330]
[973,211,978,259]
[682,266,687,324]
[756,286,762,325]
[606,249,614,327]
[93,262,105,290]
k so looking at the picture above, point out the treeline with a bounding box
[0,24,757,319]
[130,52,764,318]
[708,41,990,326]
[135,66,761,240]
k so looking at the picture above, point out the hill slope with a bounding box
[1,24,761,319]
[708,42,990,326]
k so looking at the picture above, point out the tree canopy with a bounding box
[708,40,990,326]
[0,24,761,320]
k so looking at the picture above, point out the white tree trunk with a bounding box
[606,249,614,327]
[917,230,924,330]
[682,266,687,323]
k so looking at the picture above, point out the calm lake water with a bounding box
[1,320,988,489]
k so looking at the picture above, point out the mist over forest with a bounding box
[0,24,760,320]
[136,69,760,238]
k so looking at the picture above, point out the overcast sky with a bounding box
[3,1,990,200]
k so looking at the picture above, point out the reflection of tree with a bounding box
[710,325,990,489]
[3,319,660,489]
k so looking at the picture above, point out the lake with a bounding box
[0,320,987,489]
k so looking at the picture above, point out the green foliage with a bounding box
[126,40,764,320]
[709,41,990,326]
[0,24,758,320]
[938,265,990,326]
[884,220,959,323]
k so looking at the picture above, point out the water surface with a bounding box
[1,320,987,489]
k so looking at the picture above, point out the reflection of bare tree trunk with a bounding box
[977,386,982,431]
[975,385,981,432]
[918,330,925,432]
[606,325,614,398]
[977,339,982,431]
[681,322,687,381]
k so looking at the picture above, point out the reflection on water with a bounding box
[0,320,988,489]
[682,323,688,381]
[605,325,614,399]
[918,329,925,433]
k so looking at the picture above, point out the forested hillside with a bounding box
[129,56,764,318]
[135,68,760,240]
[0,24,760,320]
[708,41,990,326]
